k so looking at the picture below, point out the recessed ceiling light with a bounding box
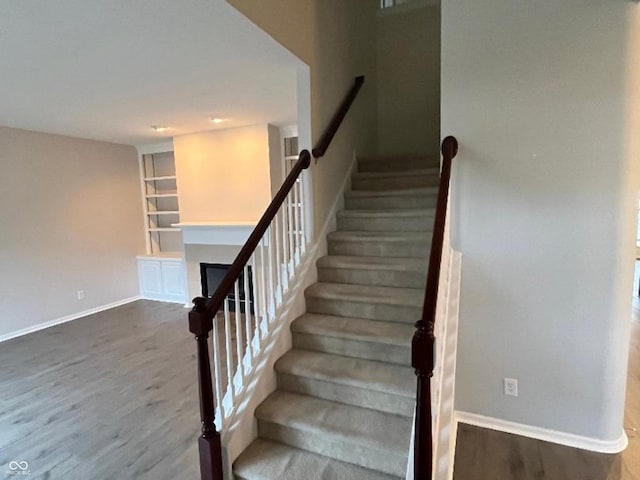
[210,117,226,124]
[151,125,169,132]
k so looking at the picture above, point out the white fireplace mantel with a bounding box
[173,222,256,246]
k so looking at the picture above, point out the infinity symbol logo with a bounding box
[8,461,28,471]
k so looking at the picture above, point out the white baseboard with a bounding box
[455,411,629,454]
[0,296,141,344]
[448,422,459,480]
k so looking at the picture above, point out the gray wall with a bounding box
[377,5,441,157]
[442,0,640,444]
[0,126,144,338]
[227,0,379,239]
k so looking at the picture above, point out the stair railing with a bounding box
[188,75,365,480]
[412,135,458,480]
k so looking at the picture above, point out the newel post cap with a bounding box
[441,136,458,158]
[189,297,213,336]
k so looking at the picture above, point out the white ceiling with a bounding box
[0,0,301,145]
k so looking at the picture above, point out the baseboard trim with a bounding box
[455,411,629,454]
[0,296,141,343]
[448,421,459,480]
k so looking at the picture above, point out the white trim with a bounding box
[138,151,152,254]
[174,222,255,246]
[0,296,141,344]
[136,140,174,155]
[377,0,439,17]
[448,423,459,480]
[455,411,629,454]
[280,124,298,139]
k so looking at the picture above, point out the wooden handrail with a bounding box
[192,75,366,319]
[189,75,365,480]
[311,76,365,159]
[192,149,312,318]
[412,135,458,480]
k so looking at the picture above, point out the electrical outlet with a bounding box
[504,378,518,397]
[77,290,85,300]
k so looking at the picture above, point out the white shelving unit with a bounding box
[136,142,187,304]
[139,149,182,255]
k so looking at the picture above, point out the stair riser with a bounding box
[305,297,421,323]
[318,266,426,289]
[328,239,430,258]
[358,158,439,173]
[257,421,407,477]
[337,215,434,232]
[345,194,437,210]
[277,373,414,417]
[292,333,411,366]
[352,175,439,191]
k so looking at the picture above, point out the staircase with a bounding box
[233,155,440,479]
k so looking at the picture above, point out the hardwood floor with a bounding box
[0,300,201,479]
[454,265,640,480]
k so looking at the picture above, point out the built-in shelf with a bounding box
[137,252,183,260]
[139,149,182,255]
[144,175,177,181]
[148,227,181,232]
[145,192,178,198]
[137,147,186,304]
[174,222,256,246]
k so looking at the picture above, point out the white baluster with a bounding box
[266,226,275,320]
[258,239,268,338]
[293,176,301,265]
[273,212,283,305]
[280,207,290,293]
[286,190,295,276]
[243,264,253,364]
[211,310,225,426]
[233,279,244,385]
[223,297,235,402]
[299,171,307,254]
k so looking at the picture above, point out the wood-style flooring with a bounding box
[0,300,201,480]
[454,264,640,480]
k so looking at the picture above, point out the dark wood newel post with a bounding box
[412,136,458,480]
[412,320,435,480]
[190,298,223,480]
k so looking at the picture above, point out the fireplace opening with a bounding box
[200,263,254,314]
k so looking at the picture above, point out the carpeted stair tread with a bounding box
[305,282,423,307]
[352,168,440,179]
[336,208,436,232]
[337,208,435,219]
[275,350,414,398]
[317,255,426,273]
[344,186,438,198]
[255,391,411,476]
[327,231,431,258]
[356,155,440,173]
[358,154,438,162]
[233,439,402,480]
[291,313,413,347]
[327,230,430,243]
